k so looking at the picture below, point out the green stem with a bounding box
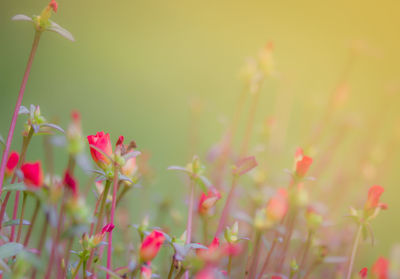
[71,257,83,279]
[346,225,362,279]
[23,198,40,247]
[228,255,233,276]
[174,268,186,279]
[83,259,87,279]
[298,231,313,279]
[247,230,262,279]
[16,192,27,243]
[167,258,175,279]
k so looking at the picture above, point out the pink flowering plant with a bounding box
[0,1,398,279]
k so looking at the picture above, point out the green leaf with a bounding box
[11,14,33,22]
[2,219,30,227]
[0,242,24,259]
[3,183,26,192]
[48,20,75,41]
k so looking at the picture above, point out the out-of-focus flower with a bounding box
[266,188,288,223]
[371,257,389,279]
[63,170,78,197]
[198,188,221,216]
[49,0,58,12]
[92,223,115,247]
[359,267,368,278]
[139,230,165,262]
[195,266,217,279]
[294,148,313,178]
[365,185,387,212]
[21,161,43,188]
[101,223,115,234]
[305,206,323,231]
[5,151,19,177]
[271,276,282,279]
[258,42,275,77]
[140,264,152,279]
[67,110,84,155]
[87,132,113,170]
[198,237,221,263]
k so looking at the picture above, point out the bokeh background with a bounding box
[1,0,399,268]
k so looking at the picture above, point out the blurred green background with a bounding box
[1,0,399,267]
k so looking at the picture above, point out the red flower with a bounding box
[359,267,368,278]
[49,0,58,12]
[63,171,78,196]
[87,132,113,170]
[198,188,221,216]
[365,185,387,212]
[5,151,19,177]
[294,148,313,178]
[371,257,389,279]
[266,188,288,222]
[139,230,165,262]
[198,237,221,263]
[21,162,43,188]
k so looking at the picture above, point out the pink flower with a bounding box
[198,188,221,216]
[371,257,389,279]
[294,148,313,178]
[139,230,165,262]
[63,171,78,196]
[140,265,152,279]
[5,151,19,177]
[365,185,387,212]
[198,237,221,263]
[359,267,368,278]
[101,223,115,234]
[87,132,113,170]
[49,0,58,12]
[195,267,217,279]
[266,188,288,222]
[21,162,43,188]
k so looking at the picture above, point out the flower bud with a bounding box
[294,148,313,178]
[5,151,19,178]
[21,161,44,188]
[198,188,221,216]
[87,132,113,170]
[371,257,389,279]
[359,267,368,278]
[139,230,165,262]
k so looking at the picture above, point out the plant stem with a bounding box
[23,198,40,246]
[10,127,34,241]
[83,259,87,279]
[215,175,238,237]
[276,209,298,273]
[44,203,66,279]
[0,127,34,233]
[297,231,313,279]
[202,216,208,243]
[71,257,83,279]
[107,165,119,279]
[184,178,196,279]
[174,268,186,279]
[87,180,111,271]
[346,225,362,279]
[0,31,41,194]
[16,192,27,243]
[258,237,278,278]
[167,258,175,279]
[227,255,233,276]
[32,215,49,279]
[247,230,262,279]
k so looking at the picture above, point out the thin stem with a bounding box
[257,237,278,278]
[202,216,208,243]
[276,210,298,273]
[297,231,313,279]
[247,230,262,279]
[31,215,49,279]
[174,268,186,279]
[107,165,119,279]
[0,31,41,193]
[346,225,362,279]
[71,257,83,279]
[10,127,34,241]
[23,198,40,247]
[227,255,233,276]
[167,258,175,279]
[215,176,238,237]
[0,127,34,232]
[184,178,196,279]
[16,192,27,243]
[44,203,65,279]
[82,259,87,279]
